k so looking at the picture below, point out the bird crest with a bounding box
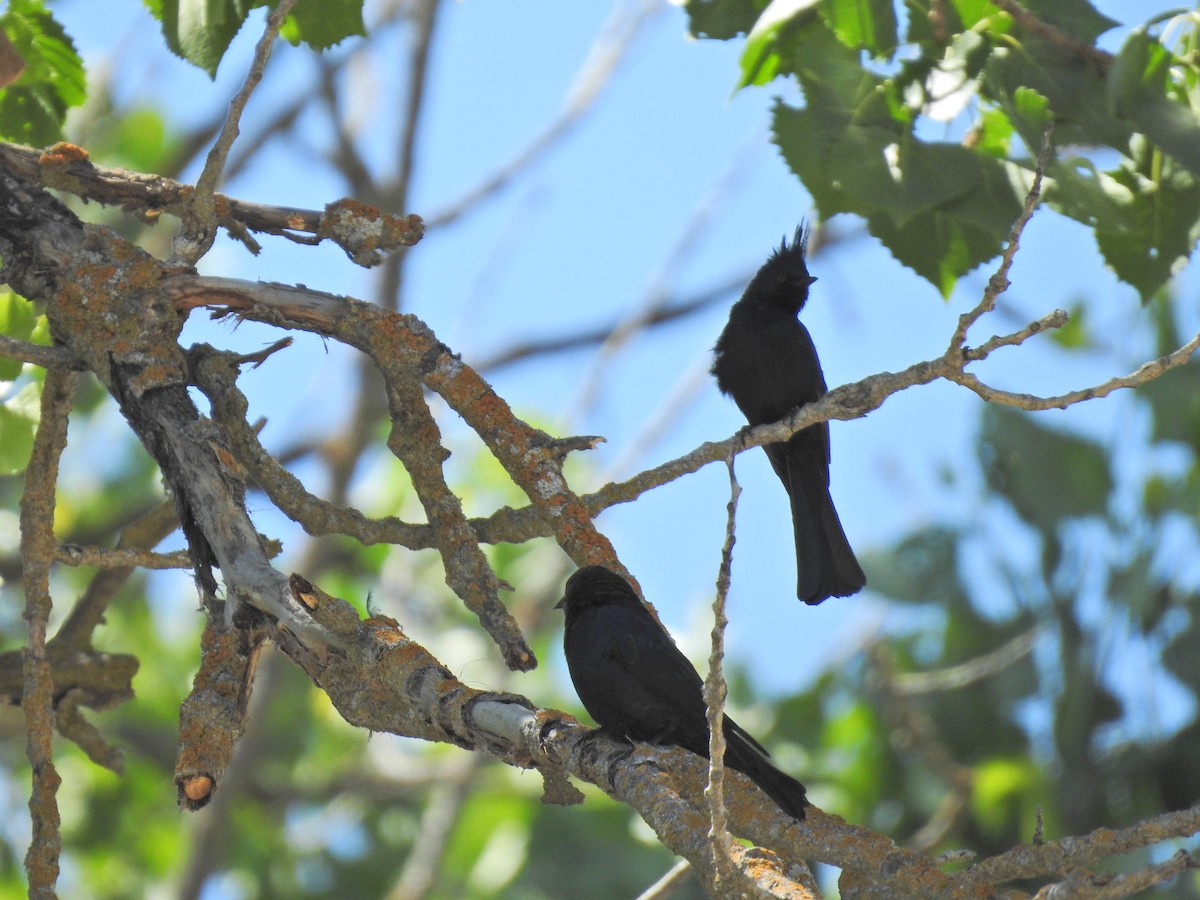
[747,223,816,312]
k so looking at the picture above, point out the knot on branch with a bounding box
[318,198,424,267]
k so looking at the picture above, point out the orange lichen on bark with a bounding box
[38,142,89,166]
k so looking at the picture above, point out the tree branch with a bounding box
[19,366,75,898]
[0,142,423,265]
[181,0,301,263]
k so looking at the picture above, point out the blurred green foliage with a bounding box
[687,0,1200,300]
[0,0,85,145]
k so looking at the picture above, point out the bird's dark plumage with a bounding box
[711,224,865,604]
[556,565,808,820]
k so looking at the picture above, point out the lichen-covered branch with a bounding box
[174,612,270,810]
[169,275,628,577]
[0,154,333,653]
[19,366,76,898]
[962,803,1200,888]
[0,142,423,266]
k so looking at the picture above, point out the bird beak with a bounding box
[553,596,566,610]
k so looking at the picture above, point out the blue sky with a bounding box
[52,0,1199,702]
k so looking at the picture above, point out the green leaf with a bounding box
[0,380,39,475]
[1011,85,1051,139]
[739,0,821,88]
[1164,612,1200,688]
[1107,31,1200,179]
[1143,470,1200,518]
[1093,164,1200,302]
[977,406,1113,532]
[820,0,898,56]
[777,97,1023,294]
[983,34,1127,155]
[156,0,255,78]
[0,0,86,144]
[973,107,1014,158]
[0,291,39,381]
[1019,0,1117,43]
[1118,35,1200,180]
[1043,156,1136,232]
[868,207,1001,296]
[686,0,769,40]
[282,0,366,50]
[905,0,1001,42]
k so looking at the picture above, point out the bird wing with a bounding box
[608,622,705,696]
[599,608,712,753]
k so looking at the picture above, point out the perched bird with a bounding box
[556,565,808,820]
[711,224,865,604]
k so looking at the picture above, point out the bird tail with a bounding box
[722,719,809,820]
[766,439,865,604]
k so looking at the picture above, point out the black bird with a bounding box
[556,565,808,820]
[711,224,865,604]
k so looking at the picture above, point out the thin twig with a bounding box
[386,757,484,900]
[474,273,748,373]
[991,0,1115,70]
[963,800,1200,887]
[53,500,181,648]
[54,544,192,570]
[19,366,76,898]
[425,0,661,228]
[0,334,83,369]
[948,123,1054,352]
[635,860,695,900]
[704,454,740,892]
[891,629,1038,695]
[390,0,440,216]
[181,0,301,263]
[570,128,762,421]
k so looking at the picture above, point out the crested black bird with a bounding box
[556,565,808,820]
[711,224,865,604]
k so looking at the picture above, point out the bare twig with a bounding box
[1030,849,1196,899]
[571,128,761,420]
[964,801,1200,887]
[991,0,1115,70]
[386,757,484,900]
[390,0,440,216]
[868,644,974,852]
[636,860,695,900]
[948,123,1053,351]
[891,629,1038,696]
[426,0,661,228]
[54,544,192,570]
[19,366,76,898]
[181,0,301,263]
[0,143,423,264]
[0,334,83,369]
[53,500,181,648]
[704,455,740,892]
[473,273,748,373]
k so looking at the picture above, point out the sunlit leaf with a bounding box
[0,379,39,474]
[0,0,85,143]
